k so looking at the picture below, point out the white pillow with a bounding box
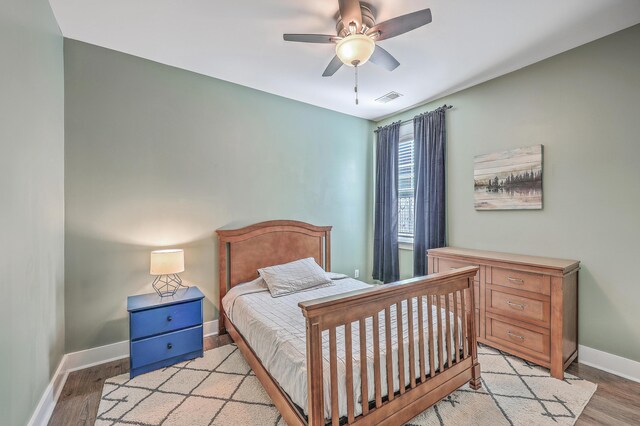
[327,272,349,280]
[258,257,332,297]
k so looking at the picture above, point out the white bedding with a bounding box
[222,277,460,420]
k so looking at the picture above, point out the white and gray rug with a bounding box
[96,344,596,426]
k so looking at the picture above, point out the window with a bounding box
[398,123,415,242]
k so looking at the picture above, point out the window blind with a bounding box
[398,123,414,239]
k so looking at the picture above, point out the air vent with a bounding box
[375,92,403,104]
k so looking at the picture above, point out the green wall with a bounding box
[376,25,640,362]
[64,40,373,352]
[0,0,65,424]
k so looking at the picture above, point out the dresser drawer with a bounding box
[437,258,480,282]
[486,317,550,361]
[491,267,549,295]
[130,300,202,340]
[131,325,203,369]
[487,288,550,327]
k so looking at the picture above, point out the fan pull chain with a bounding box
[354,64,359,105]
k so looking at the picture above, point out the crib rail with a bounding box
[299,267,481,426]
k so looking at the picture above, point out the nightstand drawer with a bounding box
[130,300,201,340]
[131,325,203,369]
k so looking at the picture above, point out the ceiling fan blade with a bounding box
[369,45,400,71]
[322,55,343,77]
[338,0,363,29]
[283,34,337,43]
[368,8,432,41]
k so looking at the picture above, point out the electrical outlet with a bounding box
[354,269,360,278]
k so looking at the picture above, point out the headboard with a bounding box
[216,221,332,330]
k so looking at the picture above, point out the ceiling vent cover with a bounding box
[375,91,403,104]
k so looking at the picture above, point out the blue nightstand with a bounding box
[127,286,205,378]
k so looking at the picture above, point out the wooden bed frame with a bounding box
[217,220,480,426]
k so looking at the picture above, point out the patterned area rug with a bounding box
[96,344,596,425]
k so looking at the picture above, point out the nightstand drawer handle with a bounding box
[167,316,173,322]
[167,343,173,350]
[507,331,525,340]
[507,277,524,283]
[507,301,526,310]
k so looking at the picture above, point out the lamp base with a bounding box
[152,274,188,297]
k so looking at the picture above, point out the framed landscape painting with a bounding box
[474,145,543,210]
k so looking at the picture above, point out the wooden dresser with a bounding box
[427,247,579,379]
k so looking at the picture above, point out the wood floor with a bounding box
[49,335,640,425]
[566,362,640,425]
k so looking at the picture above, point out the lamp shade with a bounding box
[335,34,376,67]
[150,249,184,275]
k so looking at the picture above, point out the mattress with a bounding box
[222,276,460,420]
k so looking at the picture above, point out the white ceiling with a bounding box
[49,0,640,121]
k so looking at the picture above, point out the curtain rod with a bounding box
[375,104,453,133]
[398,104,453,126]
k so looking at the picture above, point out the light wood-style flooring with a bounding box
[49,335,640,425]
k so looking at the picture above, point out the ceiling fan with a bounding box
[283,0,432,104]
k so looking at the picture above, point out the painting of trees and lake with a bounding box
[474,145,543,210]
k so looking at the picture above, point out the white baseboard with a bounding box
[64,339,130,373]
[203,319,219,338]
[28,320,218,426]
[27,355,69,426]
[579,344,640,383]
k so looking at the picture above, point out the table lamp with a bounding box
[150,249,187,297]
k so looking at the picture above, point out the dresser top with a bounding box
[428,247,579,273]
[127,286,204,312]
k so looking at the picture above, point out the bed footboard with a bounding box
[299,267,481,426]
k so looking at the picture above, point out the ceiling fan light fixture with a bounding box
[335,34,375,66]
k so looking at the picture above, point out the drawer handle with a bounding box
[507,277,524,284]
[167,316,173,322]
[507,331,525,340]
[507,301,526,310]
[167,343,173,350]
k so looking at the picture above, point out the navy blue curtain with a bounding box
[413,108,447,276]
[373,121,401,283]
